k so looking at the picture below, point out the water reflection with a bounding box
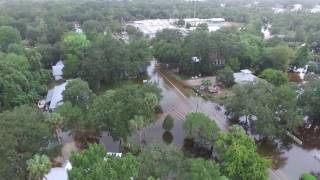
[162,131,174,144]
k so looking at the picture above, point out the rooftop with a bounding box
[46,82,68,110]
[234,69,258,84]
[52,60,64,81]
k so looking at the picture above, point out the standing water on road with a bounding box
[60,60,320,180]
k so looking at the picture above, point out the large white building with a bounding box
[128,18,226,38]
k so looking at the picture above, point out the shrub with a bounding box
[163,115,174,131]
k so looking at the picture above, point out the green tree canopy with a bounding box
[178,158,226,180]
[0,26,21,51]
[0,105,52,179]
[183,112,220,145]
[299,78,320,124]
[27,154,52,180]
[63,32,90,56]
[163,115,174,131]
[259,68,288,86]
[215,125,270,180]
[225,82,303,139]
[69,144,139,180]
[63,78,94,109]
[89,84,160,141]
[217,66,235,87]
[260,45,295,72]
[138,143,184,179]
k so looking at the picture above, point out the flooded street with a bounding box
[60,60,319,180]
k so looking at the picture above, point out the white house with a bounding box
[44,153,122,180]
[52,61,64,81]
[233,69,259,84]
[46,82,68,110]
[44,161,72,180]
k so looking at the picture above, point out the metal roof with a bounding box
[47,82,68,110]
[52,61,64,80]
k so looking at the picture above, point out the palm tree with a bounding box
[129,115,145,151]
[27,154,52,180]
[45,112,63,143]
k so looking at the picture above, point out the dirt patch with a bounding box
[184,76,217,87]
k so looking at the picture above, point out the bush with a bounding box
[259,68,288,86]
[163,115,174,131]
[217,66,234,87]
[301,173,317,180]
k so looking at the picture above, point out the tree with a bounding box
[0,60,46,111]
[62,32,90,56]
[292,46,309,68]
[183,112,220,145]
[69,144,139,180]
[299,78,320,124]
[82,20,104,40]
[129,115,145,150]
[138,144,183,179]
[226,58,240,72]
[0,105,52,179]
[27,154,51,180]
[153,29,183,65]
[259,68,288,86]
[45,112,64,143]
[217,66,235,87]
[4,53,29,71]
[260,45,295,72]
[8,43,26,55]
[0,26,21,51]
[77,34,150,89]
[178,158,225,180]
[89,84,160,141]
[215,125,270,180]
[62,33,90,78]
[63,78,94,109]
[163,115,174,131]
[225,82,303,139]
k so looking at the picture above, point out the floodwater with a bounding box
[60,60,320,180]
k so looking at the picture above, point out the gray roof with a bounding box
[45,89,54,103]
[234,69,258,84]
[52,61,64,80]
[47,82,68,110]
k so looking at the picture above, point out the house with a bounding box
[44,161,72,180]
[46,82,68,110]
[44,153,122,180]
[233,69,258,84]
[52,61,64,81]
[293,65,308,80]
